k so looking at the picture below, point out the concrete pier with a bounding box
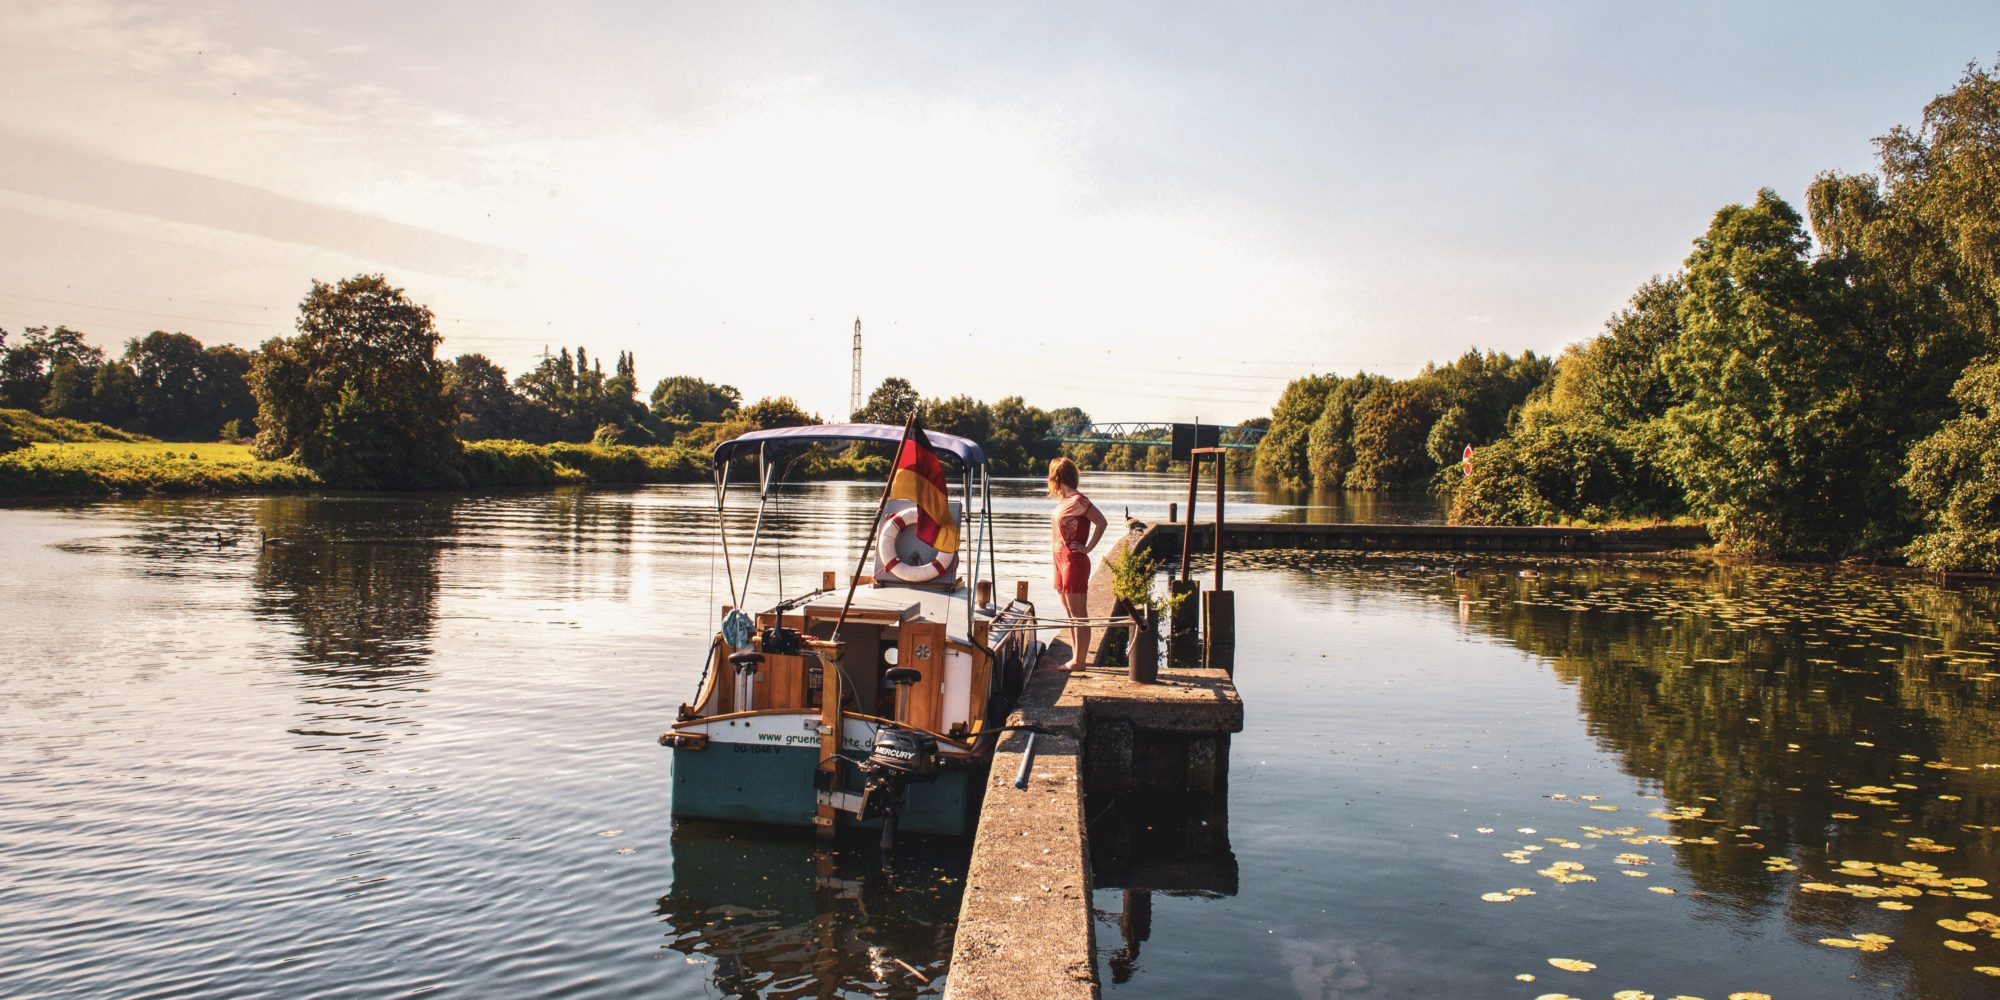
[946,531,1242,1000]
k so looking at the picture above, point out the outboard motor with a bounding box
[863,726,940,782]
[856,725,942,852]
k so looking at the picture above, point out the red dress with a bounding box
[1051,493,1097,595]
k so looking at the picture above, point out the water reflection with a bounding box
[659,823,964,998]
[244,498,447,755]
[1200,550,2000,999]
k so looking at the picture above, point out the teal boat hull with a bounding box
[670,742,981,837]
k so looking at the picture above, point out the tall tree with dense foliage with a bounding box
[741,396,813,429]
[444,353,523,440]
[1660,190,1877,555]
[1901,357,2000,570]
[854,377,919,424]
[128,331,218,438]
[41,358,98,420]
[201,346,257,437]
[1,326,98,411]
[984,395,1060,474]
[650,375,741,424]
[88,359,139,428]
[1254,374,1340,488]
[1345,379,1444,490]
[1305,374,1387,489]
[249,274,462,489]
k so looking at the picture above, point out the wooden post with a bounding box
[1203,590,1235,645]
[822,570,837,590]
[1168,501,1178,524]
[812,639,844,840]
[976,579,993,608]
[1015,580,1029,602]
[1169,580,1199,636]
[1179,458,1199,585]
[1213,455,1225,592]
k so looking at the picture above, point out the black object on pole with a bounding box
[1170,422,1219,461]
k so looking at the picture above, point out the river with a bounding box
[3,475,1995,998]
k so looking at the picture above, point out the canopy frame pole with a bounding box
[984,468,997,603]
[715,459,738,608]
[963,465,975,640]
[739,443,776,610]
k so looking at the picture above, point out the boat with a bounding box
[660,422,1043,843]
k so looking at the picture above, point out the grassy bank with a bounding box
[0,437,892,498]
[0,441,321,497]
[0,408,154,445]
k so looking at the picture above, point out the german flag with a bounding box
[887,417,958,553]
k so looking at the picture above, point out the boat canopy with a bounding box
[710,422,988,470]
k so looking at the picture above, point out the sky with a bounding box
[2,1,1996,424]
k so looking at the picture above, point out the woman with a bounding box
[1048,457,1108,670]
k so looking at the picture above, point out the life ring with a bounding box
[877,506,955,583]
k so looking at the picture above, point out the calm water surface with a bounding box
[0,473,1324,998]
[1101,551,2000,999]
[14,475,1994,998]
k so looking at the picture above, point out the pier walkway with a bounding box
[946,529,1240,1000]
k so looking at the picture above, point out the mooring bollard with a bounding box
[1169,579,1200,636]
[1203,590,1236,673]
[1128,610,1158,684]
[1202,590,1235,645]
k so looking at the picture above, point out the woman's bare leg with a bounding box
[1062,590,1090,668]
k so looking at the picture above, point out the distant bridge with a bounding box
[1047,421,1267,450]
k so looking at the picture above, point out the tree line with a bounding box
[1253,61,2000,571]
[0,326,256,440]
[0,289,1158,486]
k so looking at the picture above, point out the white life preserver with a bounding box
[877,505,954,583]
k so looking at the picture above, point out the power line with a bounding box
[0,291,290,329]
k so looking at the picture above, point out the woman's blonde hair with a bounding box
[1046,456,1079,496]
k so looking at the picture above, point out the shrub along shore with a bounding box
[0,409,891,497]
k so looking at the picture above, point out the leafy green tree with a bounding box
[41,358,98,420]
[1420,349,1553,443]
[249,274,462,488]
[924,394,992,445]
[1447,437,1552,525]
[445,353,523,440]
[1425,404,1476,467]
[202,345,257,437]
[1346,379,1443,490]
[1305,374,1387,489]
[1901,356,2000,570]
[1,326,99,411]
[127,331,215,438]
[855,376,920,424]
[985,395,1058,474]
[1663,190,1887,556]
[650,375,741,424]
[1254,374,1340,487]
[509,345,647,441]
[742,396,813,429]
[0,416,27,454]
[88,360,139,428]
[1876,61,2000,345]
